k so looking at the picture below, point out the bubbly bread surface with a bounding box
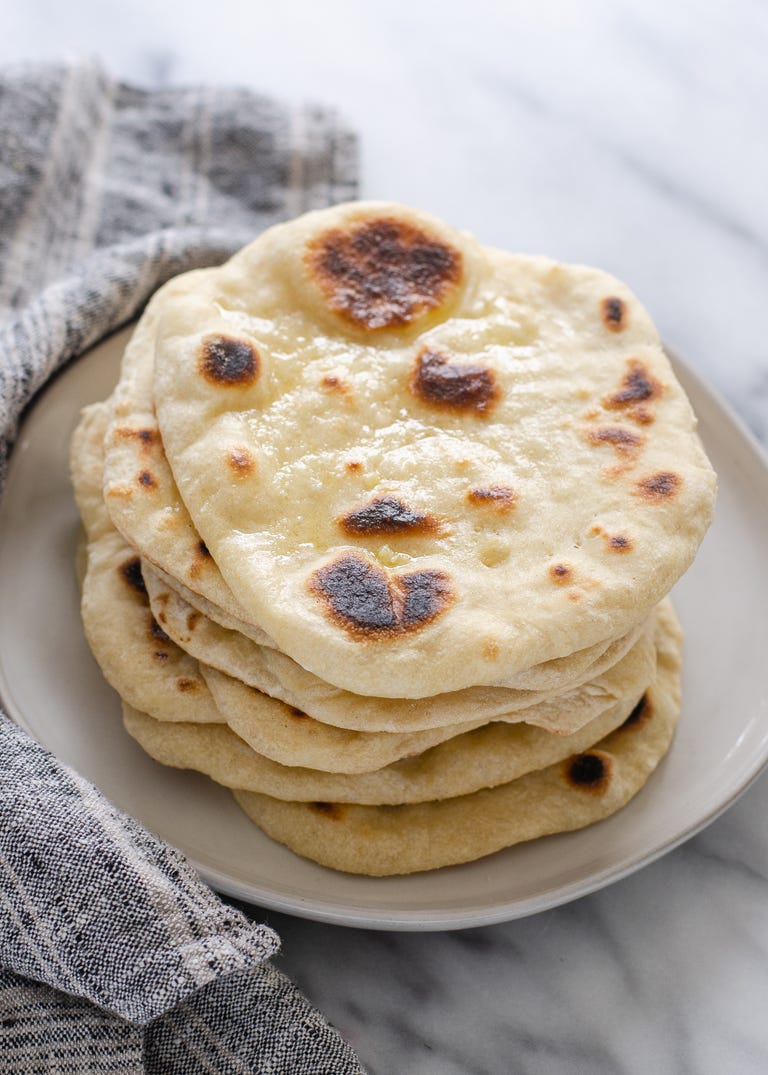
[150,201,715,697]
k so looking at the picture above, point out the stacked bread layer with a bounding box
[71,202,715,875]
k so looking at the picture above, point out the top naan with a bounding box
[153,201,715,698]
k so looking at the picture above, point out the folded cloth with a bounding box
[0,60,364,1073]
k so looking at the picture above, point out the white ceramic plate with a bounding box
[1,329,767,931]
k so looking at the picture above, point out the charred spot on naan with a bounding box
[338,495,440,537]
[587,426,645,459]
[176,677,200,693]
[118,556,147,597]
[548,563,573,585]
[137,469,157,490]
[309,551,453,638]
[601,296,627,332]
[189,540,213,580]
[621,692,653,730]
[606,533,633,552]
[148,615,170,644]
[114,425,160,452]
[198,334,260,387]
[635,471,681,502]
[604,359,663,424]
[563,751,612,795]
[304,217,463,331]
[410,348,499,415]
[590,524,634,554]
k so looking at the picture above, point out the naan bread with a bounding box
[198,611,657,735]
[105,287,646,695]
[232,601,682,874]
[122,682,647,805]
[71,404,220,725]
[143,559,645,723]
[102,272,273,644]
[152,201,715,697]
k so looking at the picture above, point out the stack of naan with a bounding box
[70,202,716,875]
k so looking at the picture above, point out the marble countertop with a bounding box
[4,2,768,1072]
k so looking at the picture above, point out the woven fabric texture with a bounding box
[0,59,364,1074]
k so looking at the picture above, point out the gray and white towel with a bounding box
[0,60,364,1073]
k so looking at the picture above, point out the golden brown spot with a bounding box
[339,495,440,537]
[304,216,462,331]
[622,693,653,730]
[346,460,363,474]
[587,426,644,457]
[320,373,351,395]
[549,563,572,585]
[601,296,627,332]
[176,678,199,693]
[467,485,516,513]
[411,348,499,415]
[635,471,681,502]
[309,551,453,638]
[186,610,201,632]
[227,447,255,479]
[198,334,259,387]
[118,557,147,596]
[137,469,157,490]
[105,485,133,501]
[564,751,612,794]
[310,802,346,820]
[605,359,662,421]
[567,590,583,602]
[482,638,500,661]
[153,651,169,663]
[115,426,159,451]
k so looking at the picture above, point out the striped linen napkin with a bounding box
[0,59,364,1074]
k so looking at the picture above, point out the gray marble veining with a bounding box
[3,1,768,1071]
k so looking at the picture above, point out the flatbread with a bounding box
[198,611,657,735]
[71,402,221,725]
[151,201,716,697]
[143,560,645,728]
[105,292,646,696]
[102,271,272,645]
[122,682,647,805]
[232,601,683,874]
